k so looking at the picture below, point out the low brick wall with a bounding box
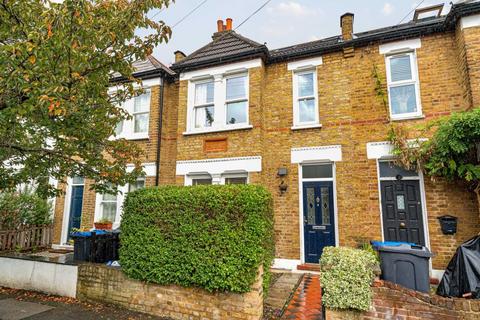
[326,280,480,320]
[76,264,263,320]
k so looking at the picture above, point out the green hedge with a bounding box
[0,190,52,230]
[320,247,379,311]
[120,185,274,294]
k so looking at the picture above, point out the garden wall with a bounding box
[326,280,480,320]
[77,264,264,320]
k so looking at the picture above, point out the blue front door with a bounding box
[303,181,335,263]
[67,185,84,240]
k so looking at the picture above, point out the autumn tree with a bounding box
[0,0,172,197]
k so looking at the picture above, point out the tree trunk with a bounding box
[476,184,480,221]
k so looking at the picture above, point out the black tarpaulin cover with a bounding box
[437,236,480,298]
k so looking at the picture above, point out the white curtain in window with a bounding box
[195,82,214,105]
[390,56,412,82]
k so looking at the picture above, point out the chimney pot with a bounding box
[340,13,354,41]
[217,19,224,32]
[226,18,233,30]
[174,50,186,63]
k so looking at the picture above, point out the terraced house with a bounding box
[170,1,480,278]
[51,57,179,246]
[51,1,480,279]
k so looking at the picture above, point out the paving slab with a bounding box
[265,273,303,311]
[0,298,54,320]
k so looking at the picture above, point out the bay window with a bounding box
[187,73,250,134]
[386,52,422,120]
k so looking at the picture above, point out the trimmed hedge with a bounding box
[120,185,274,294]
[320,247,379,311]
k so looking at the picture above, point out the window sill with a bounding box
[390,114,425,122]
[183,125,253,136]
[291,124,323,131]
[116,134,150,141]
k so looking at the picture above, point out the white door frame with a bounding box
[376,159,431,251]
[298,162,339,264]
[60,177,85,245]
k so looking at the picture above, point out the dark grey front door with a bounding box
[303,181,335,263]
[381,180,425,246]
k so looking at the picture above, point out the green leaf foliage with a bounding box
[389,108,480,191]
[320,247,379,311]
[120,185,275,294]
[0,188,52,230]
[0,0,172,197]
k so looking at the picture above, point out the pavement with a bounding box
[0,287,168,320]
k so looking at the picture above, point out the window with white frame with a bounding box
[99,187,118,222]
[188,73,249,133]
[190,174,213,186]
[226,75,248,125]
[194,81,215,129]
[115,89,151,139]
[293,70,319,127]
[128,176,146,192]
[223,172,248,185]
[386,52,422,119]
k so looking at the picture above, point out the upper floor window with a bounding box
[226,75,248,125]
[115,89,151,139]
[194,81,215,129]
[187,73,250,134]
[293,69,319,127]
[386,52,422,120]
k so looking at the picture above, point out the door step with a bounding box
[297,263,320,272]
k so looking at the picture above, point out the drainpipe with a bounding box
[155,76,165,186]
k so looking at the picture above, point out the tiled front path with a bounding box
[282,274,323,320]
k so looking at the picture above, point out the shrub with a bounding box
[120,185,275,294]
[0,189,52,230]
[320,246,379,311]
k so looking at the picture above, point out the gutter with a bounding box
[155,78,165,186]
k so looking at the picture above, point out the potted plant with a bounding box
[94,218,113,230]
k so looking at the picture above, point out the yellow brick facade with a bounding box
[51,16,480,272]
[173,26,480,270]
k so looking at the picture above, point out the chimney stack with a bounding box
[213,18,233,40]
[340,13,354,41]
[174,50,186,63]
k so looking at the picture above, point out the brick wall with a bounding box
[77,264,263,320]
[174,30,480,269]
[326,280,480,320]
[52,80,180,244]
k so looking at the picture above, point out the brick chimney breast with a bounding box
[340,13,354,41]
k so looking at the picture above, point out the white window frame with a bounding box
[225,73,249,128]
[114,87,152,140]
[385,51,423,121]
[183,60,262,136]
[221,172,249,185]
[192,79,215,129]
[292,68,320,128]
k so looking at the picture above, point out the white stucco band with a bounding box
[176,156,262,175]
[366,141,395,159]
[291,145,342,164]
[461,14,480,29]
[379,38,421,55]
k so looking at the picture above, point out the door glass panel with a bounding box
[72,176,84,185]
[302,164,333,179]
[306,187,315,225]
[379,161,417,178]
[397,195,406,210]
[321,187,330,225]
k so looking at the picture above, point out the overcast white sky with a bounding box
[138,1,454,66]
